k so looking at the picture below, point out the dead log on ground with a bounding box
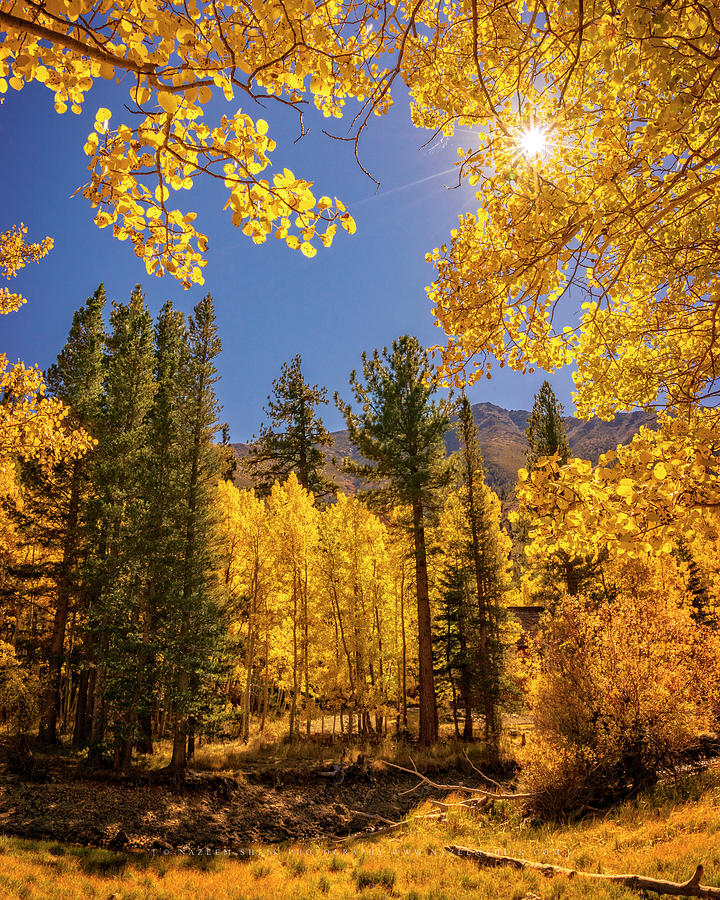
[445,845,720,898]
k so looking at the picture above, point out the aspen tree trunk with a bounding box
[260,635,269,733]
[374,594,385,734]
[394,575,400,732]
[400,563,408,729]
[447,614,460,739]
[303,560,311,737]
[330,581,356,731]
[39,461,81,744]
[243,564,258,742]
[290,569,298,741]
[465,474,499,755]
[61,607,78,734]
[412,499,438,745]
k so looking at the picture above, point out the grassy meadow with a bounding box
[1,765,719,900]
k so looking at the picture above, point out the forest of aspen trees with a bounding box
[1,284,518,773]
[2,273,720,828]
[5,0,720,891]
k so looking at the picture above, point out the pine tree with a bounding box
[87,285,156,767]
[130,301,187,756]
[456,394,508,757]
[336,335,452,745]
[168,294,228,770]
[525,381,570,470]
[29,285,106,743]
[524,382,598,600]
[244,355,334,498]
[434,559,473,739]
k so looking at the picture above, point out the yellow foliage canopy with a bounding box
[0,224,53,314]
[0,226,94,497]
[405,1,720,419]
[3,0,718,424]
[0,0,379,285]
[515,409,720,561]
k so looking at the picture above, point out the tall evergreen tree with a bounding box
[336,335,452,745]
[131,301,187,757]
[456,394,507,757]
[524,381,598,599]
[434,559,474,739]
[168,294,227,770]
[244,354,334,498]
[28,285,106,743]
[525,381,570,470]
[87,286,156,767]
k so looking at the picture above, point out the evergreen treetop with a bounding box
[244,354,334,498]
[335,335,452,510]
[525,381,570,470]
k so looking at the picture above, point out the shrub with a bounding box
[0,641,39,738]
[525,559,720,818]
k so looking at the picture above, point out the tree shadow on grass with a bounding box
[43,843,155,878]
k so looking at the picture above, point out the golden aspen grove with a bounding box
[3,0,720,897]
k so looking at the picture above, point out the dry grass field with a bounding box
[1,764,719,899]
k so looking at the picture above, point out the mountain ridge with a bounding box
[232,401,655,497]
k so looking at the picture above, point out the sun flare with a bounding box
[518,125,548,159]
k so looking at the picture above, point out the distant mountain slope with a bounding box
[232,402,655,497]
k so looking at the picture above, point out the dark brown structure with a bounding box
[507,606,545,651]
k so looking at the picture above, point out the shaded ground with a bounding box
[0,739,521,853]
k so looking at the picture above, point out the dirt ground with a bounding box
[0,742,517,853]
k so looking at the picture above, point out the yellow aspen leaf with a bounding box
[157,92,179,114]
[653,462,667,480]
[301,242,317,258]
[616,479,635,498]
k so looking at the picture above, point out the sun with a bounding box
[518,125,548,160]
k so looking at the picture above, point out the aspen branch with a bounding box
[0,10,155,78]
[445,846,720,898]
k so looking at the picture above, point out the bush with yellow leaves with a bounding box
[0,641,39,740]
[524,556,720,818]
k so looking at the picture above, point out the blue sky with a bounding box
[2,81,576,440]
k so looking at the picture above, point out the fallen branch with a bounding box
[383,759,533,801]
[462,750,504,790]
[335,809,446,842]
[431,797,490,812]
[445,846,720,898]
